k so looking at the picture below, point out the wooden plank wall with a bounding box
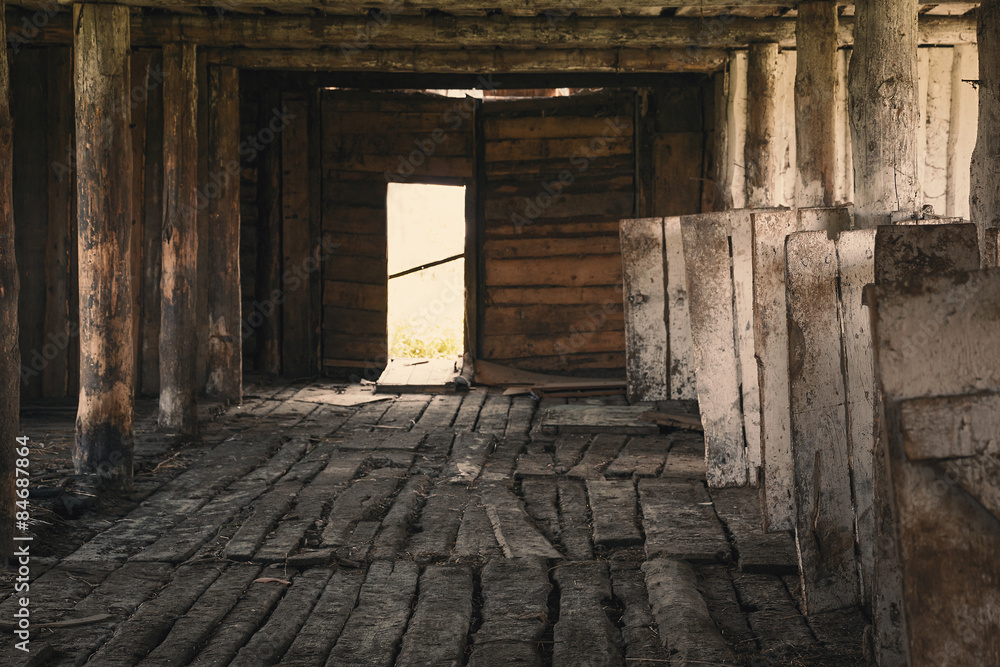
[321,91,475,377]
[481,92,634,376]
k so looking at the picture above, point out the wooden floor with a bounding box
[2,379,867,666]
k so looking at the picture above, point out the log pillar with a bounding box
[159,43,199,434]
[0,1,21,558]
[745,43,781,208]
[971,0,1000,265]
[205,66,241,403]
[848,0,921,228]
[795,2,839,208]
[73,4,135,489]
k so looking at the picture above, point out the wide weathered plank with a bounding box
[586,479,642,547]
[643,558,737,666]
[543,405,659,437]
[680,212,747,487]
[558,478,595,561]
[444,432,496,484]
[639,478,731,563]
[608,562,672,664]
[325,561,419,667]
[565,433,629,479]
[604,435,669,478]
[481,483,562,559]
[468,557,551,667]
[729,209,762,484]
[396,565,475,667]
[552,562,623,667]
[620,217,669,402]
[281,569,365,666]
[785,231,858,613]
[709,486,797,575]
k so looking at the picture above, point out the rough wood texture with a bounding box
[795,1,839,207]
[730,209,761,484]
[874,223,981,283]
[620,218,668,402]
[870,269,1000,667]
[552,562,622,667]
[849,0,921,228]
[255,88,282,375]
[752,210,796,530]
[785,232,858,614]
[971,0,1000,263]
[396,565,474,667]
[141,50,164,396]
[946,44,978,219]
[159,43,199,435]
[205,65,241,404]
[681,212,746,487]
[643,558,737,666]
[73,3,135,488]
[835,228,877,609]
[725,52,748,209]
[663,215,696,400]
[281,94,313,378]
[0,0,19,558]
[745,43,781,208]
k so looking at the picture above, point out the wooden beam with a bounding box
[73,3,135,489]
[159,43,199,435]
[620,218,669,403]
[0,0,19,559]
[205,65,241,403]
[745,42,781,208]
[973,0,1000,266]
[211,47,727,73]
[795,1,839,207]
[849,0,921,228]
[5,12,981,50]
[140,50,164,396]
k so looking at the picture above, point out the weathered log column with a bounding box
[795,2,839,208]
[74,4,135,489]
[971,0,1000,265]
[745,43,781,208]
[848,0,921,228]
[0,1,21,558]
[205,66,241,403]
[159,43,199,434]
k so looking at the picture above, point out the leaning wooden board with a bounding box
[620,217,669,402]
[681,211,747,487]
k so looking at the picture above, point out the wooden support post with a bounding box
[620,218,668,403]
[795,2,839,208]
[711,70,730,210]
[255,89,282,375]
[680,212,746,488]
[0,0,20,558]
[972,0,1000,265]
[205,65,241,403]
[848,0,921,228]
[131,52,150,397]
[946,44,978,219]
[74,3,135,488]
[725,51,747,210]
[869,267,999,667]
[745,43,781,208]
[140,50,164,396]
[159,43,199,435]
[786,231,859,614]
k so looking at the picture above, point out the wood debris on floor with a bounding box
[2,380,868,666]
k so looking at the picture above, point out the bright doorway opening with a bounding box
[386,182,467,361]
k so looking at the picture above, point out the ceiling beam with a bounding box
[210,46,728,73]
[6,11,977,50]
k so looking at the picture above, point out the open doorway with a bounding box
[379,182,467,391]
